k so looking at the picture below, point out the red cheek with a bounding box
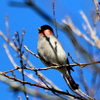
[39,30,53,36]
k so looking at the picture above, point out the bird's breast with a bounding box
[38,35,67,66]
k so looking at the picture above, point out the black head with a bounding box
[38,25,54,33]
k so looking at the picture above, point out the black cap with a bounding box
[38,25,54,33]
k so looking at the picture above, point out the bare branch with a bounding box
[0,72,85,100]
[62,16,95,47]
[0,75,62,100]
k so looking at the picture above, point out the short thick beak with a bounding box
[38,27,41,31]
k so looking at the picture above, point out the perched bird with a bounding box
[37,25,79,90]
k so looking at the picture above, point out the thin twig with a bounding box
[80,11,100,49]
[52,0,58,38]
[62,16,95,47]
[35,71,50,88]
[79,68,90,97]
[24,45,40,58]
[5,15,10,41]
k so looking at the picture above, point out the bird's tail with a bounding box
[58,66,79,90]
[63,74,79,90]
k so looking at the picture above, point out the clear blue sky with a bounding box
[0,0,95,100]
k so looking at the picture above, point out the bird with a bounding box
[37,25,79,90]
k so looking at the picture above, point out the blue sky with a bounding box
[0,0,97,100]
